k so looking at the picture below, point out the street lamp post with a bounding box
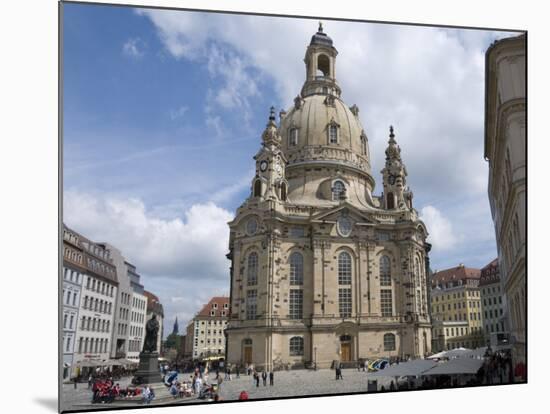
[314,347,317,371]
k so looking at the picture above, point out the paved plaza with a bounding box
[62,368,388,411]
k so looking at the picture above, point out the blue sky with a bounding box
[62,3,519,336]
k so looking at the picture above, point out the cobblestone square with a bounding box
[62,368,386,411]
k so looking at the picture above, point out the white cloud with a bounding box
[137,11,517,202]
[205,114,224,138]
[209,173,252,204]
[122,37,146,58]
[63,190,233,280]
[169,105,189,120]
[420,205,459,251]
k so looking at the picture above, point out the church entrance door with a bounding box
[341,343,351,362]
[244,347,252,364]
[341,342,351,362]
[340,335,352,362]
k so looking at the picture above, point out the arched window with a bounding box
[289,336,304,356]
[338,252,352,285]
[505,148,512,186]
[380,256,391,286]
[317,54,330,77]
[360,132,368,156]
[280,182,287,201]
[288,128,298,146]
[383,333,396,351]
[247,252,258,285]
[253,179,262,197]
[338,252,352,317]
[328,124,338,144]
[332,180,345,201]
[289,252,303,285]
[386,192,395,209]
[414,258,421,286]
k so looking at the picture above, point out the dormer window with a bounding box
[280,182,287,201]
[328,123,338,144]
[332,180,346,201]
[288,128,298,147]
[360,131,368,156]
[253,178,262,197]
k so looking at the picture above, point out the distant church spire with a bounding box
[172,317,179,335]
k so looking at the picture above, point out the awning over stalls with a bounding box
[427,347,472,359]
[424,357,484,375]
[74,360,102,367]
[367,359,438,378]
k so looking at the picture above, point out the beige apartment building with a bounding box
[225,24,432,370]
[184,297,229,360]
[485,34,526,365]
[480,259,507,346]
[430,265,484,352]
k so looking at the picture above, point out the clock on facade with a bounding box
[260,160,268,172]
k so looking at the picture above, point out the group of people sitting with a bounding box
[168,380,194,399]
[91,378,157,404]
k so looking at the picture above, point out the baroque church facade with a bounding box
[225,25,432,369]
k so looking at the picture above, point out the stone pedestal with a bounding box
[133,352,162,385]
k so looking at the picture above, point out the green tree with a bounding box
[164,333,181,350]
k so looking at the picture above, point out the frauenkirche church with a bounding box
[226,24,432,369]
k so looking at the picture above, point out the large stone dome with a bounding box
[279,94,372,181]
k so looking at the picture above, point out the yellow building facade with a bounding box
[430,265,484,351]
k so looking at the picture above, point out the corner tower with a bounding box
[381,126,414,210]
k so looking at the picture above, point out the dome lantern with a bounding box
[301,22,341,98]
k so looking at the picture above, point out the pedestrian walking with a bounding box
[269,371,274,386]
[262,370,267,386]
[143,385,154,404]
[195,376,202,395]
[217,374,224,395]
[236,364,240,378]
[88,375,93,389]
[254,371,260,387]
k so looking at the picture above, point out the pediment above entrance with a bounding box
[310,203,379,226]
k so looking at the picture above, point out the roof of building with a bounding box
[196,296,230,318]
[144,290,164,317]
[431,264,481,287]
[63,223,118,284]
[479,258,500,286]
